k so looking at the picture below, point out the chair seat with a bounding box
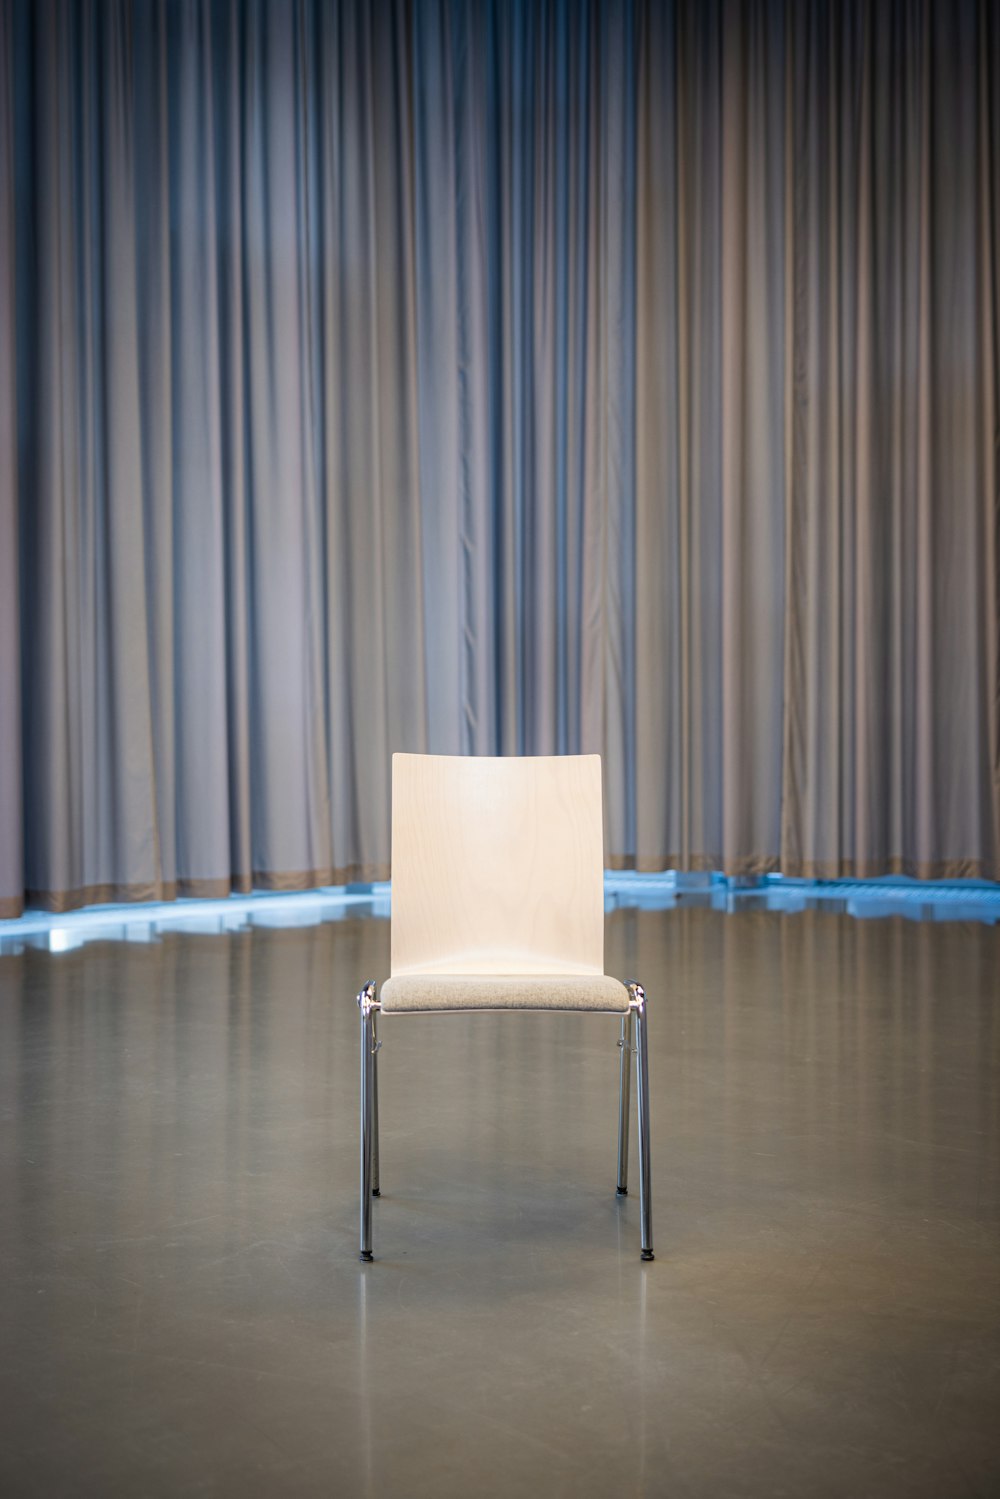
[380,973,631,1014]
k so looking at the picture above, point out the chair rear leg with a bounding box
[358,982,377,1261]
[371,1009,380,1197]
[632,983,654,1261]
[616,1012,634,1194]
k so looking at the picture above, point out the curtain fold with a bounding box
[635,0,788,873]
[778,0,1000,877]
[0,0,997,918]
[0,0,19,917]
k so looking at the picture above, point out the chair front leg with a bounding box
[629,982,654,1262]
[358,981,378,1261]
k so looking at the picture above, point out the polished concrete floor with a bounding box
[0,903,998,1497]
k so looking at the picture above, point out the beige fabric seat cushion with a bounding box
[379,974,631,1014]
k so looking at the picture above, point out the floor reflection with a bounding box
[0,905,997,1495]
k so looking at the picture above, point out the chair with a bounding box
[356,752,653,1262]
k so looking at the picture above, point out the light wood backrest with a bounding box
[390,754,605,977]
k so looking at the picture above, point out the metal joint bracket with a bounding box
[356,980,380,1017]
[627,980,646,1012]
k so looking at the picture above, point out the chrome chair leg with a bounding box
[371,1008,380,1197]
[358,981,378,1261]
[630,982,654,1261]
[616,1011,634,1194]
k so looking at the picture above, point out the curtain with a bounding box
[0,0,19,914]
[0,0,997,919]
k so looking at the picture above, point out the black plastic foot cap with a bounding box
[371,1188,381,1197]
[641,1249,655,1262]
[616,1187,628,1197]
[359,1250,374,1262]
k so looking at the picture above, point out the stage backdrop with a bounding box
[0,0,997,917]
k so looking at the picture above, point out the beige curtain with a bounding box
[0,0,997,919]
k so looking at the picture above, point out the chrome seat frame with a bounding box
[356,979,654,1263]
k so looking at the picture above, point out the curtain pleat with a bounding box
[0,0,20,917]
[0,0,997,917]
[778,0,1000,877]
[636,0,787,874]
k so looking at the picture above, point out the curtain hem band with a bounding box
[6,853,997,921]
[13,863,393,916]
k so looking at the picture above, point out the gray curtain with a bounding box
[0,0,997,918]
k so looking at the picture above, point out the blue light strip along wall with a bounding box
[1,873,998,955]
